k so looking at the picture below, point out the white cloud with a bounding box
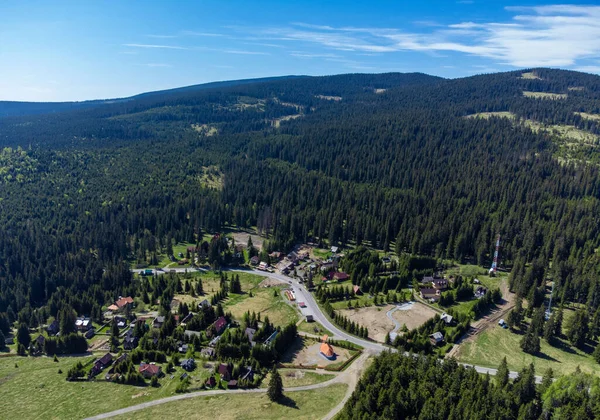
[222,49,270,55]
[181,31,223,37]
[244,5,600,70]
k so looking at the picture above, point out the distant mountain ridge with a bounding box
[0,75,307,118]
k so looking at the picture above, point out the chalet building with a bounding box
[420,288,441,302]
[139,363,162,378]
[429,332,444,346]
[153,316,165,329]
[75,317,92,332]
[432,279,449,291]
[218,363,231,380]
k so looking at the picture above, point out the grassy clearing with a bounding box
[520,72,542,80]
[123,383,347,420]
[272,114,303,128]
[455,322,600,377]
[0,355,209,419]
[152,242,196,268]
[191,123,218,136]
[575,112,600,121]
[297,320,333,337]
[524,120,598,145]
[223,275,298,326]
[197,165,223,190]
[523,91,567,100]
[261,369,335,388]
[464,112,516,119]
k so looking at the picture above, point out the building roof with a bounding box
[430,332,444,342]
[333,272,349,281]
[139,363,161,376]
[440,313,454,324]
[320,342,334,357]
[353,285,361,294]
[97,353,113,366]
[154,316,165,324]
[245,327,256,343]
[218,363,231,376]
[199,299,211,308]
[107,304,119,312]
[214,316,227,332]
[420,288,439,297]
[116,296,134,308]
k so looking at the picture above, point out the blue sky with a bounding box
[2,0,600,101]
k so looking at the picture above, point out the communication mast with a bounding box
[489,234,500,277]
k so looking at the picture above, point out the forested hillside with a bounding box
[1,68,600,326]
[340,352,599,419]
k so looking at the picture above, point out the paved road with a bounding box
[131,266,543,382]
[229,268,387,353]
[229,268,543,383]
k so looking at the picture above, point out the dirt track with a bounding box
[447,277,515,358]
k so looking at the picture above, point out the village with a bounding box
[0,230,512,420]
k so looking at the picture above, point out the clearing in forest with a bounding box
[271,114,303,128]
[523,120,599,145]
[224,279,298,326]
[523,91,567,100]
[231,231,264,250]
[191,123,218,136]
[338,305,396,342]
[455,314,600,377]
[520,72,542,80]
[575,112,600,121]
[464,112,516,120]
[390,302,438,332]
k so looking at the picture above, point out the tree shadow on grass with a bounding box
[534,351,560,363]
[277,394,299,409]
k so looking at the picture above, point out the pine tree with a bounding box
[267,368,283,402]
[0,330,5,349]
[554,306,563,337]
[544,313,556,344]
[16,322,30,348]
[497,357,509,388]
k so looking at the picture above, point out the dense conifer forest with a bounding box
[340,352,600,419]
[1,68,600,335]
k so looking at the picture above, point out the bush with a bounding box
[150,375,159,387]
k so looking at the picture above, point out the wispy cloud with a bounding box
[123,43,188,50]
[146,34,178,39]
[222,49,270,55]
[181,31,223,37]
[239,6,600,69]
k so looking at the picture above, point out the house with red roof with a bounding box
[213,316,227,335]
[139,363,162,378]
[320,342,335,360]
[333,272,349,281]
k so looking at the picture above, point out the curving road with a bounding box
[84,354,369,420]
[229,268,543,383]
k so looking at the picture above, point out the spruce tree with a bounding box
[267,368,283,402]
[497,357,509,388]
